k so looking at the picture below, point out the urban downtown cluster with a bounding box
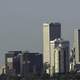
[0,22,80,80]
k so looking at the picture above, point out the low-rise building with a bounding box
[5,51,43,77]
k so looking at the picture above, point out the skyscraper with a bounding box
[43,22,61,74]
[50,39,70,76]
[49,23,61,40]
[73,28,80,64]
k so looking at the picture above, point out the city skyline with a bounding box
[0,0,80,64]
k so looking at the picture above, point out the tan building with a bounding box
[43,23,50,66]
[50,39,70,76]
[43,22,61,75]
[73,28,80,64]
[43,22,70,76]
[0,64,6,74]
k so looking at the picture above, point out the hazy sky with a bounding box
[0,0,80,64]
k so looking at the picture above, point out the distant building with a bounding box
[50,39,70,76]
[43,22,70,76]
[5,51,22,75]
[19,52,43,77]
[73,28,80,64]
[5,51,43,77]
[49,23,61,40]
[43,22,61,68]
[69,48,75,71]
[0,64,6,75]
[73,28,80,72]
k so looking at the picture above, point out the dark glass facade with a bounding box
[49,23,61,41]
[22,53,43,76]
[59,51,61,73]
[5,51,43,77]
[63,47,69,73]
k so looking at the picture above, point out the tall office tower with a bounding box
[43,22,61,74]
[73,28,80,64]
[49,23,61,40]
[50,39,70,76]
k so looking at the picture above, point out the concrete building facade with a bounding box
[73,28,80,72]
[73,28,80,64]
[50,39,70,76]
[43,23,61,74]
[5,51,21,75]
[43,22,70,76]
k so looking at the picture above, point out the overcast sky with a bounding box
[0,0,80,64]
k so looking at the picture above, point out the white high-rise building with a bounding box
[43,23,61,74]
[43,23,70,76]
[43,23,50,66]
[73,28,80,64]
[50,39,70,76]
